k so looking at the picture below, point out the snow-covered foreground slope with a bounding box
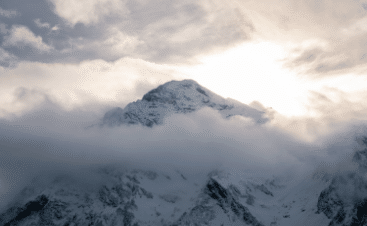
[0,164,331,226]
[3,160,367,226]
[0,166,207,226]
[3,162,361,226]
[99,79,268,128]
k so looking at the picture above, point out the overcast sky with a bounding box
[1,0,367,117]
[2,0,367,213]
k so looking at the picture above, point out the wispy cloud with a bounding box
[0,7,18,18]
[34,18,50,29]
[3,25,53,52]
[49,0,129,26]
[244,0,367,77]
[0,22,8,34]
[0,47,18,67]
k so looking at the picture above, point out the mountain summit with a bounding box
[100,79,268,127]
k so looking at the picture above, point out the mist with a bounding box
[0,98,366,213]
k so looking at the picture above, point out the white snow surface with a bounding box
[100,79,268,127]
[209,169,332,226]
[0,165,334,226]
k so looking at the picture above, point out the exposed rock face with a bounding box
[1,195,49,226]
[100,79,268,128]
[203,178,264,226]
[0,169,146,226]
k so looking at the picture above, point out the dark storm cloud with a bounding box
[0,0,255,66]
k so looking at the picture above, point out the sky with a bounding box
[2,0,367,214]
[1,0,367,117]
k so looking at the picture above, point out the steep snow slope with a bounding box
[100,79,268,127]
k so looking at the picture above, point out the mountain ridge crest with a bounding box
[99,79,268,128]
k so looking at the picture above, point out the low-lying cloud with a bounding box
[1,95,366,212]
[0,58,181,119]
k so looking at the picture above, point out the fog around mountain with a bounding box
[1,80,366,218]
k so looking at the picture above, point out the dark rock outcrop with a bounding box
[1,195,49,226]
[205,178,264,226]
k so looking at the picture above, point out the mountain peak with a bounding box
[100,79,268,128]
[141,79,207,103]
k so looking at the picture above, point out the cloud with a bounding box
[0,0,254,65]
[282,35,367,77]
[267,86,367,144]
[5,0,367,71]
[239,0,367,40]
[0,22,8,34]
[34,18,50,29]
[51,25,59,31]
[3,25,53,52]
[305,87,367,122]
[260,0,367,78]
[133,0,254,63]
[0,7,18,18]
[0,47,18,67]
[0,96,366,212]
[225,0,367,77]
[59,27,144,60]
[0,58,181,118]
[49,0,129,26]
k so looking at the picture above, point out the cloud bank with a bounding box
[1,94,366,212]
[0,58,182,119]
[0,0,254,65]
[3,0,367,78]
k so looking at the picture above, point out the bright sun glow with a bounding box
[176,41,310,116]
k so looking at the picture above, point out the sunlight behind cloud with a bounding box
[173,40,367,118]
[176,41,309,116]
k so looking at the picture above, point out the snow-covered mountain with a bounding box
[99,79,268,128]
[2,155,367,226]
[2,79,367,226]
[0,164,330,226]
